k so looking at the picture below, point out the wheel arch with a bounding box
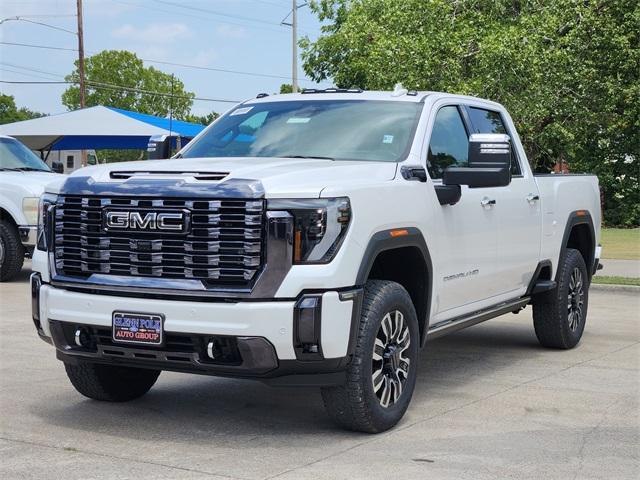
[356,228,433,347]
[559,211,596,279]
[0,207,19,227]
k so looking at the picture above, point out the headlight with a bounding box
[268,197,351,264]
[37,193,58,251]
[22,197,40,225]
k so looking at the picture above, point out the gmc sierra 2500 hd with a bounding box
[31,89,601,432]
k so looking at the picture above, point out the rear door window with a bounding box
[467,107,521,175]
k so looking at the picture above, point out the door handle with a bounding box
[480,197,496,207]
[526,193,540,203]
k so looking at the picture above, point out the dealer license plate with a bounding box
[112,311,163,346]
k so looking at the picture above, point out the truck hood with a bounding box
[0,171,63,196]
[61,157,398,197]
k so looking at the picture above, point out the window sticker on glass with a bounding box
[230,106,254,116]
[382,135,394,144]
[286,117,311,124]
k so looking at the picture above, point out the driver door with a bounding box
[425,105,503,318]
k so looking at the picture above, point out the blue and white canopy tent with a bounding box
[0,106,205,153]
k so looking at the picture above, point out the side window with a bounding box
[66,155,74,169]
[467,107,521,175]
[427,106,469,180]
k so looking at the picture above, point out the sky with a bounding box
[0,0,333,117]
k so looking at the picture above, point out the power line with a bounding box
[0,62,65,78]
[0,41,76,52]
[0,41,312,82]
[0,67,63,81]
[0,79,241,103]
[0,16,77,35]
[0,80,69,84]
[109,0,296,36]
[11,14,77,18]
[153,0,284,28]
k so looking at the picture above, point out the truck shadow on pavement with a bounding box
[5,264,32,283]
[34,317,545,439]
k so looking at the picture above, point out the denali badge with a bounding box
[104,210,186,232]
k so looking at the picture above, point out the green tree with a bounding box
[279,84,294,94]
[183,111,219,126]
[301,0,639,226]
[0,94,46,124]
[62,50,195,119]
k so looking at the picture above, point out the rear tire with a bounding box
[64,362,161,402]
[0,220,25,282]
[321,280,419,433]
[532,248,589,349]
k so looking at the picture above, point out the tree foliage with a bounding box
[0,94,46,125]
[62,50,195,119]
[301,0,639,226]
[183,111,219,126]
[279,84,294,94]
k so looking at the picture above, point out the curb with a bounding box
[591,283,640,293]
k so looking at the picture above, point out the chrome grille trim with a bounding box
[52,196,265,287]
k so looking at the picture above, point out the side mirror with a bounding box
[443,133,511,188]
[51,161,64,174]
[147,134,172,160]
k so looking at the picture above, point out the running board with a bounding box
[427,297,530,341]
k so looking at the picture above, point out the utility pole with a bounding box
[291,0,298,93]
[76,0,87,166]
[76,0,86,109]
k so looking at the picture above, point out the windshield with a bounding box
[0,138,50,172]
[181,100,423,162]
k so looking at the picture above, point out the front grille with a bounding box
[53,196,265,287]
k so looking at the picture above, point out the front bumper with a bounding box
[32,276,361,385]
[19,226,37,247]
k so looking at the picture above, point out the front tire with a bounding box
[64,362,161,402]
[0,220,25,282]
[532,248,589,349]
[321,280,419,433]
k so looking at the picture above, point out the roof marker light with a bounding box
[392,83,408,97]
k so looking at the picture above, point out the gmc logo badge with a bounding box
[104,210,188,233]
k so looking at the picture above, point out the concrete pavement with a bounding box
[596,259,640,278]
[1,262,639,480]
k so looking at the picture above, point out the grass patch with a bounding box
[601,228,639,260]
[592,276,640,286]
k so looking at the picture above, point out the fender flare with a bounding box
[558,210,596,278]
[356,227,433,347]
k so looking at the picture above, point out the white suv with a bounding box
[31,89,601,432]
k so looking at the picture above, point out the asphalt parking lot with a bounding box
[1,261,638,480]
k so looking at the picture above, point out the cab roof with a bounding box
[242,89,504,110]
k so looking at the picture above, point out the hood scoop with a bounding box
[109,171,228,181]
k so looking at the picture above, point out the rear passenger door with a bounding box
[464,106,541,296]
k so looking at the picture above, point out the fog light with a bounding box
[30,273,42,332]
[74,328,90,347]
[294,294,322,358]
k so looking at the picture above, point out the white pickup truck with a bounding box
[31,89,601,432]
[0,135,62,281]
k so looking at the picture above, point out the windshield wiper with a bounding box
[276,155,335,160]
[0,167,46,172]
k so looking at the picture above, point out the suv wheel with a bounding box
[64,362,161,402]
[321,280,419,433]
[0,220,25,282]
[532,248,589,349]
